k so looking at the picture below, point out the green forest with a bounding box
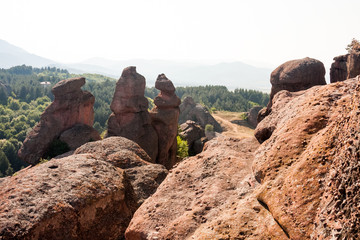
[0,65,269,177]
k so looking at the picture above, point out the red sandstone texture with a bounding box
[126,77,360,239]
[107,67,158,162]
[150,74,181,169]
[18,77,98,165]
[0,154,137,240]
[330,51,360,83]
[254,77,360,239]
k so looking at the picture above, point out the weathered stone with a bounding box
[247,106,263,128]
[59,124,101,150]
[18,77,97,165]
[0,154,138,240]
[179,96,222,132]
[330,52,360,83]
[253,77,360,239]
[125,136,289,239]
[150,74,181,169]
[107,67,158,162]
[179,120,206,155]
[74,137,168,205]
[258,57,326,123]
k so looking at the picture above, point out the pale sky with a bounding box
[1,0,359,69]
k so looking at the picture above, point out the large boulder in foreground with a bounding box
[253,77,360,239]
[75,137,168,204]
[150,74,181,169]
[126,136,289,239]
[179,96,222,132]
[107,67,158,162]
[0,154,138,240]
[18,77,97,165]
[330,51,360,83]
[126,78,360,239]
[258,57,326,123]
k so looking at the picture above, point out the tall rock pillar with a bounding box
[106,66,158,162]
[150,74,181,169]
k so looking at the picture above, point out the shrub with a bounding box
[205,124,214,133]
[176,135,189,159]
[346,38,360,53]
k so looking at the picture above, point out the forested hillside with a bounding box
[0,65,269,177]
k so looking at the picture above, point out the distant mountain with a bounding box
[0,39,55,68]
[0,39,272,91]
[79,58,272,91]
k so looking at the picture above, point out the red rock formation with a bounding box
[18,77,97,165]
[150,74,181,169]
[247,106,262,128]
[258,57,326,124]
[59,123,101,150]
[1,136,169,240]
[107,67,158,162]
[126,77,360,239]
[179,96,222,132]
[125,136,291,239]
[0,154,138,240]
[330,51,360,83]
[74,137,168,204]
[179,120,206,155]
[254,77,360,239]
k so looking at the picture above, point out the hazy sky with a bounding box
[1,0,359,69]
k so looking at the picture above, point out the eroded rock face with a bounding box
[258,57,326,123]
[107,67,158,162]
[59,123,101,150]
[74,137,168,205]
[179,96,222,132]
[18,77,97,165]
[125,136,290,239]
[253,77,360,239]
[0,154,138,240]
[330,52,360,83]
[247,106,263,128]
[179,120,206,155]
[150,74,181,169]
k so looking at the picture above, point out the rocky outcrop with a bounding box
[0,154,138,240]
[1,136,168,240]
[247,106,262,128]
[179,120,206,155]
[74,137,168,204]
[258,57,326,123]
[18,77,97,165]
[269,57,326,105]
[330,52,360,83]
[179,96,222,132]
[59,124,101,150]
[253,77,360,239]
[150,74,181,169]
[126,77,360,239]
[107,67,158,162]
[125,136,286,240]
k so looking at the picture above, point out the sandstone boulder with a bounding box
[253,77,360,239]
[74,137,168,205]
[107,67,158,162]
[330,51,360,83]
[59,124,101,150]
[0,154,138,240]
[18,77,98,165]
[179,96,222,132]
[247,106,263,128]
[258,57,326,123]
[150,74,181,169]
[125,136,290,239]
[179,120,206,155]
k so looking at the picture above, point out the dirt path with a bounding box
[213,111,254,139]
